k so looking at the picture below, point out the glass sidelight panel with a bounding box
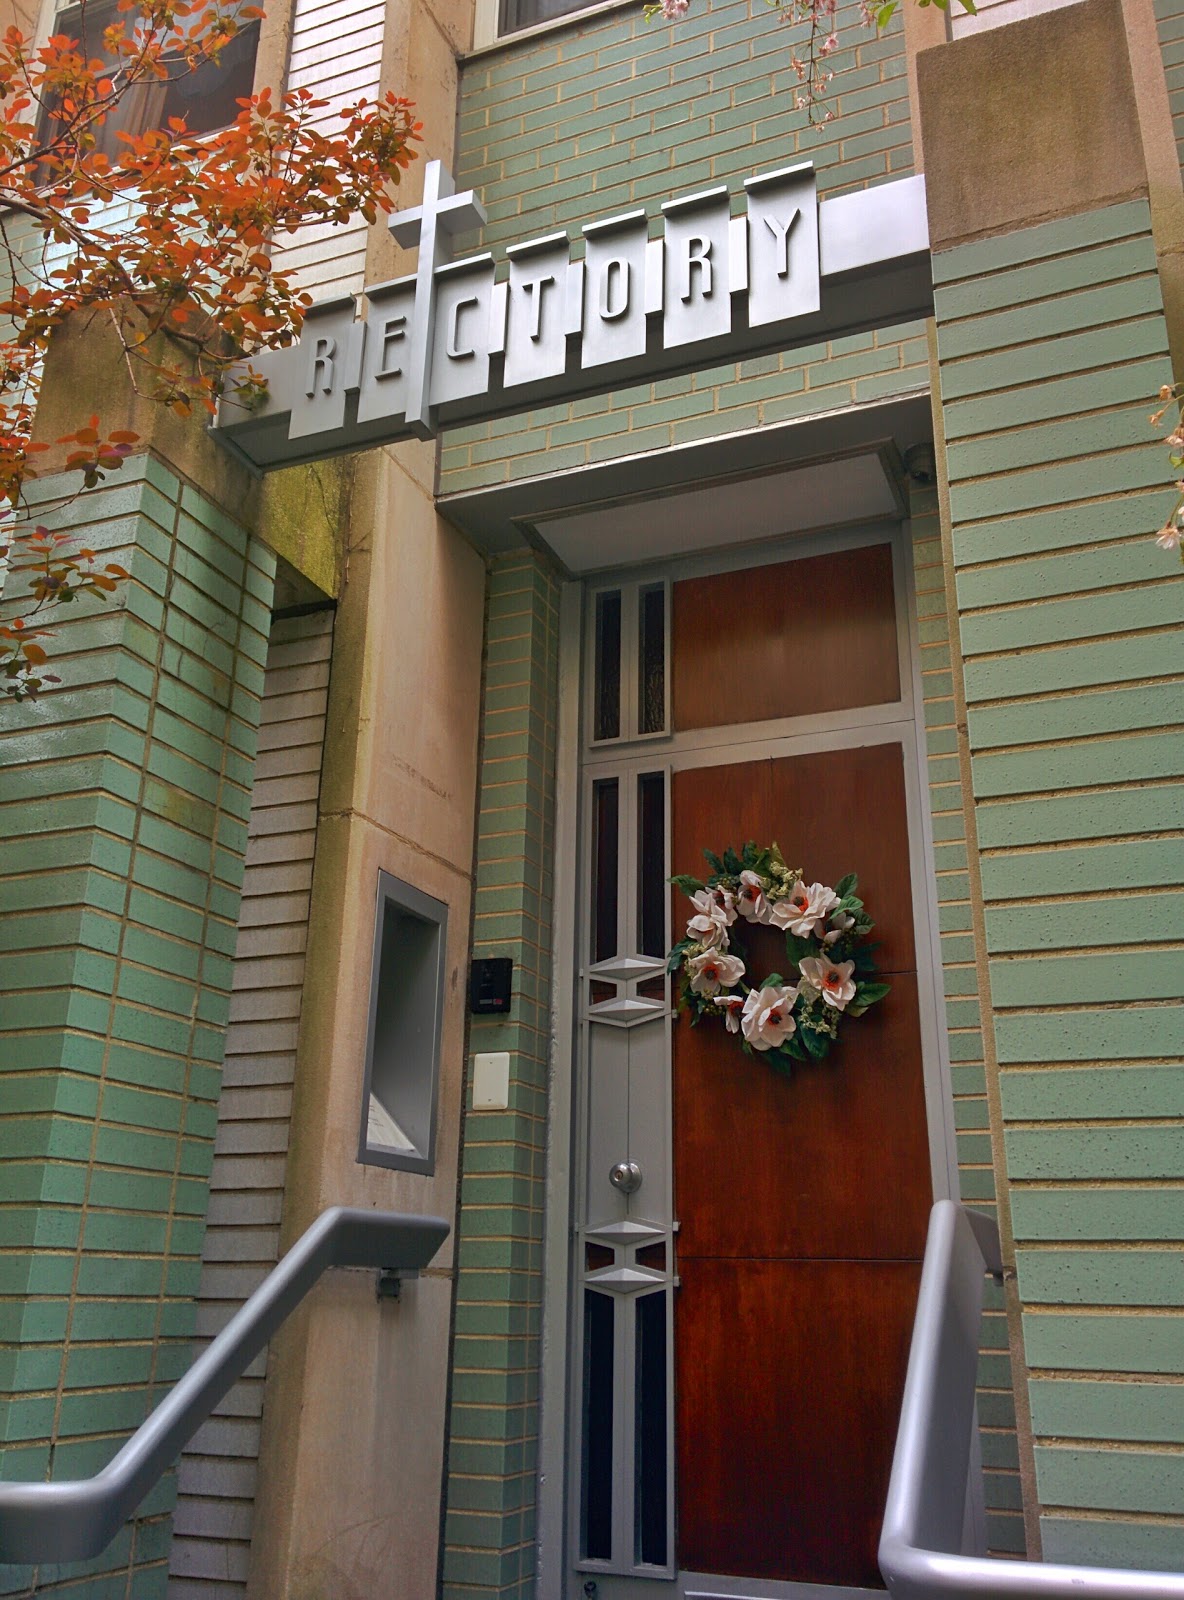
[591,581,668,746]
[638,583,667,736]
[594,590,622,742]
[637,770,666,959]
[582,1289,616,1561]
[635,1289,669,1567]
[591,778,620,964]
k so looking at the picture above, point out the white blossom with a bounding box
[740,982,799,1050]
[799,955,857,1011]
[706,885,737,925]
[717,994,745,1033]
[736,869,768,923]
[686,908,728,948]
[687,947,746,998]
[779,880,840,938]
[686,888,734,946]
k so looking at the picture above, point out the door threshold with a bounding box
[684,1576,883,1600]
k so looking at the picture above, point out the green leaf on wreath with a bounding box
[764,971,784,987]
[799,1025,829,1060]
[783,1032,808,1061]
[835,872,857,898]
[855,981,891,1008]
[722,845,743,875]
[703,849,724,874]
[783,932,813,964]
[666,937,694,973]
[669,874,705,894]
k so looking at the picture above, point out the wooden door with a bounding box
[669,549,931,1587]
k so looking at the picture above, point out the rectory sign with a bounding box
[214,160,932,473]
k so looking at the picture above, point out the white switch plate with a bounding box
[472,1051,510,1111]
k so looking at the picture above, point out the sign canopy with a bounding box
[214,160,933,473]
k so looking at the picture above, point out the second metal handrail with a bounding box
[880,1200,1184,1600]
[0,1206,449,1564]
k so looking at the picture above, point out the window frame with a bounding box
[470,0,634,54]
[32,0,262,160]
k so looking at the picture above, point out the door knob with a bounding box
[609,1160,642,1195]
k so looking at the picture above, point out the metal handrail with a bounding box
[0,1206,449,1564]
[880,1199,1184,1600]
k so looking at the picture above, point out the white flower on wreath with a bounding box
[705,885,737,926]
[776,880,840,938]
[686,909,728,948]
[823,911,855,947]
[687,947,746,998]
[741,982,799,1051]
[766,893,798,931]
[799,955,857,1011]
[736,869,768,923]
[717,993,745,1033]
[685,889,733,947]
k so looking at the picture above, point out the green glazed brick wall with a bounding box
[909,478,1026,1556]
[440,0,926,497]
[933,198,1184,1568]
[442,552,561,1600]
[0,457,274,1598]
[1154,0,1184,180]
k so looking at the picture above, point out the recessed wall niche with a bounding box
[358,870,448,1174]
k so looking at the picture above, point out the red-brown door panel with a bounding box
[674,969,931,1262]
[672,544,901,731]
[675,1257,922,1587]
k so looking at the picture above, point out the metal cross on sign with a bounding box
[384,162,488,435]
[283,160,486,443]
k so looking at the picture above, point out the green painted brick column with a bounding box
[909,477,1027,1555]
[0,455,274,1598]
[442,551,561,1600]
[932,199,1184,1567]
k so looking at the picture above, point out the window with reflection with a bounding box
[39,0,259,159]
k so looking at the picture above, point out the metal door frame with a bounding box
[536,517,969,1600]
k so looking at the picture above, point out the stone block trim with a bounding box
[909,479,1025,1557]
[440,0,922,497]
[0,457,275,1597]
[933,199,1184,1569]
[442,553,561,1600]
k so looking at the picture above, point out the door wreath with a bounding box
[667,842,890,1068]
